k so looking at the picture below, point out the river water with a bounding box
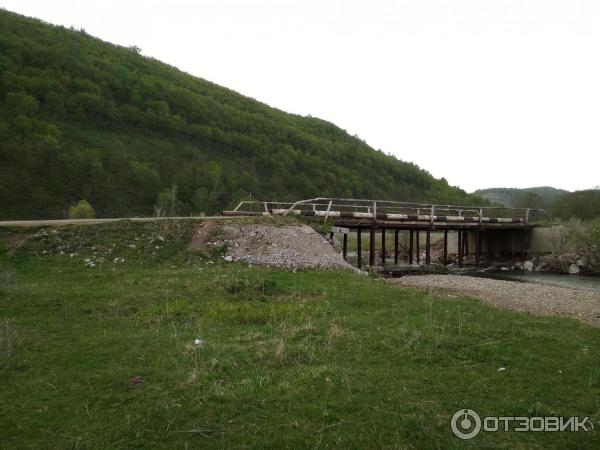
[469,270,600,293]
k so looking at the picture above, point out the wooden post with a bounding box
[409,230,414,264]
[394,229,399,265]
[329,231,334,241]
[357,229,362,268]
[458,230,463,267]
[475,229,481,266]
[520,229,525,265]
[343,233,348,260]
[425,229,431,265]
[443,229,448,266]
[369,225,376,267]
[416,230,420,264]
[381,228,386,265]
[464,231,469,256]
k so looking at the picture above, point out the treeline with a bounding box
[475,187,600,220]
[0,9,483,219]
[552,190,600,221]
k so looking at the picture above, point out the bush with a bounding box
[68,200,95,219]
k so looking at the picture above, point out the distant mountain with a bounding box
[0,9,485,220]
[472,186,569,209]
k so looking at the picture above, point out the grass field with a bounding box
[0,220,598,449]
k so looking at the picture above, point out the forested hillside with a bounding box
[473,186,568,209]
[0,9,482,220]
[474,186,600,220]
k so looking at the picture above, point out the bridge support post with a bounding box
[476,229,481,266]
[464,231,469,256]
[369,225,376,267]
[394,229,399,265]
[381,228,386,265]
[425,230,431,265]
[416,230,420,264]
[443,229,448,266]
[458,230,463,267]
[342,233,348,260]
[409,230,414,264]
[357,229,362,269]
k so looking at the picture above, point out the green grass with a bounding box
[0,221,599,448]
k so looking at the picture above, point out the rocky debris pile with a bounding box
[219,224,356,270]
[390,274,600,326]
[515,253,600,276]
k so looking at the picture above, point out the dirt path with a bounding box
[389,274,600,326]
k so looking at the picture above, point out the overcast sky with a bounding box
[2,0,599,192]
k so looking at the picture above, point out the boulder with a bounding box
[523,261,534,272]
[568,264,580,275]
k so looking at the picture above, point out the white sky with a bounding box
[2,0,599,192]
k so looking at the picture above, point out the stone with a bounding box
[568,264,580,275]
[523,261,534,272]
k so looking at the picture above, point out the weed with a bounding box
[0,319,18,370]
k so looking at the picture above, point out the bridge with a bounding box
[224,198,550,269]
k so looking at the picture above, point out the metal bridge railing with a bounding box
[230,198,550,224]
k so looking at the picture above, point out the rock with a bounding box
[500,267,510,271]
[576,258,587,267]
[514,262,523,270]
[223,255,233,262]
[523,261,534,272]
[568,264,580,275]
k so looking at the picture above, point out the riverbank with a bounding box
[389,274,600,326]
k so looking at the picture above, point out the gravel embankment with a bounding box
[389,274,600,326]
[220,224,355,270]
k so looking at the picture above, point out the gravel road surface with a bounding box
[389,274,600,326]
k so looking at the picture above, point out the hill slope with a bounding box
[0,10,483,220]
[474,187,600,220]
[473,186,568,209]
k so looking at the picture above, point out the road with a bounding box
[0,216,226,227]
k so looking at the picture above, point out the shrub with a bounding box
[68,200,96,219]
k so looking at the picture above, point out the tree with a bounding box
[69,200,95,219]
